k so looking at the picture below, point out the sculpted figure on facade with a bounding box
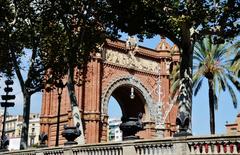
[128,48,139,68]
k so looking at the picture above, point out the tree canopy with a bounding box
[106,0,239,44]
[104,0,239,133]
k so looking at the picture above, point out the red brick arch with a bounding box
[40,39,180,146]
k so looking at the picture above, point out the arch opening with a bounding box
[111,85,146,118]
[107,84,147,142]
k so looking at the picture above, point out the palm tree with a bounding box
[230,40,240,77]
[193,37,240,134]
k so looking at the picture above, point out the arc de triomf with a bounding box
[40,37,180,146]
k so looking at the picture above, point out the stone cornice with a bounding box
[105,39,175,60]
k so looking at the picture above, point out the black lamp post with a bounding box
[55,80,65,146]
[0,79,15,150]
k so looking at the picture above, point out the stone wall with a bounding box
[2,135,240,155]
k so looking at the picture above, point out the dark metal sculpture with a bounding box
[120,113,144,140]
[62,122,81,145]
[38,132,48,147]
[0,134,9,151]
[173,111,192,137]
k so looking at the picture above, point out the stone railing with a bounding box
[1,135,239,155]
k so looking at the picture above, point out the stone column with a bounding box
[173,141,189,155]
[100,115,109,142]
[84,55,102,143]
[123,145,137,155]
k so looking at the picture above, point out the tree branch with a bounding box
[10,48,25,92]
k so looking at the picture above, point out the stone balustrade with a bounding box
[187,136,240,154]
[1,135,239,155]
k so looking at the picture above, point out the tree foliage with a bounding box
[193,36,240,134]
[39,0,117,81]
[105,0,239,44]
[1,0,120,148]
[105,0,240,132]
[38,0,120,144]
[1,0,47,149]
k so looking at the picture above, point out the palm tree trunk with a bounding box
[208,79,215,134]
[20,92,31,150]
[67,67,85,144]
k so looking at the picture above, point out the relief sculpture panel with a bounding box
[105,49,159,73]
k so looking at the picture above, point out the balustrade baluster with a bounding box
[219,142,224,154]
[154,145,157,155]
[108,148,111,155]
[98,148,102,155]
[225,142,229,154]
[119,147,123,155]
[98,148,101,155]
[78,149,82,155]
[196,143,201,154]
[114,147,118,155]
[149,145,153,155]
[91,149,94,155]
[188,143,194,154]
[214,143,219,154]
[85,149,88,155]
[109,147,113,155]
[147,145,151,155]
[135,146,139,155]
[141,146,144,155]
[103,148,106,155]
[205,143,211,154]
[166,144,171,155]
[138,146,143,155]
[232,142,238,154]
[161,144,165,155]
[156,145,159,155]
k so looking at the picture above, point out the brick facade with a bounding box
[40,38,180,146]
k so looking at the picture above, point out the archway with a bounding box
[111,84,146,118]
[41,38,179,145]
[102,76,154,122]
[107,82,149,141]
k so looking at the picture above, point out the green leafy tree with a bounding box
[38,0,118,144]
[0,0,16,78]
[105,0,240,132]
[193,37,240,134]
[1,0,118,148]
[1,0,46,149]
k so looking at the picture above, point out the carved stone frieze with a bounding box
[105,49,159,73]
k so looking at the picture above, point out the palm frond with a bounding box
[193,78,203,96]
[226,83,238,109]
[193,55,204,62]
[217,74,226,91]
[226,73,240,91]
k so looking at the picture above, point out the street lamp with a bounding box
[0,79,15,150]
[129,77,135,99]
[55,80,65,146]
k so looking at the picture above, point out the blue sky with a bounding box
[0,35,239,136]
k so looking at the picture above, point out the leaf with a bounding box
[193,78,203,96]
[227,83,238,109]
